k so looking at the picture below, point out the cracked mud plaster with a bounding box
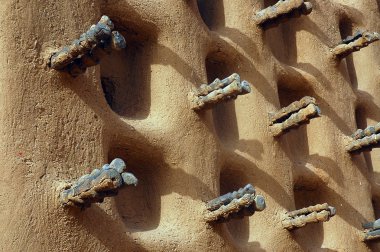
[253,0,313,29]
[60,158,137,209]
[332,31,380,59]
[49,16,126,77]
[282,203,336,230]
[204,184,265,223]
[190,73,251,111]
[270,98,321,137]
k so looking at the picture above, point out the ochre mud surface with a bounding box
[0,0,380,251]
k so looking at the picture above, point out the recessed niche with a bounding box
[100,25,153,119]
[291,187,325,249]
[354,106,375,173]
[108,147,161,231]
[220,168,251,244]
[338,18,358,89]
[354,106,380,182]
[196,0,225,30]
[276,83,314,159]
[206,52,239,145]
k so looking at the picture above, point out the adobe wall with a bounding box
[0,0,379,251]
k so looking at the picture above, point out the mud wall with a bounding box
[0,0,379,251]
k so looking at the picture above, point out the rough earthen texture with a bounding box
[1,0,380,251]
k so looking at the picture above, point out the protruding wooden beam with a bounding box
[362,219,380,242]
[269,96,321,137]
[332,31,380,59]
[204,184,265,223]
[60,158,138,209]
[190,73,251,111]
[49,16,126,77]
[282,203,336,230]
[253,0,313,29]
[346,122,380,153]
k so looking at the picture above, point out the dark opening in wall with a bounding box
[355,106,367,130]
[196,0,225,30]
[206,51,239,146]
[220,168,251,244]
[108,147,161,231]
[100,25,153,119]
[338,18,358,89]
[339,18,353,42]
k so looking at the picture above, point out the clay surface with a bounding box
[0,0,380,251]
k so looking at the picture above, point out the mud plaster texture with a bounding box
[0,0,380,251]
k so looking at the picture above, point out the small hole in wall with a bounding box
[339,18,358,89]
[108,147,161,231]
[196,0,225,30]
[100,25,153,119]
[220,168,251,244]
[206,51,239,146]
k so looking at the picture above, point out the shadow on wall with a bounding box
[354,106,374,173]
[290,187,327,250]
[222,150,293,209]
[276,83,313,161]
[265,1,367,66]
[100,24,154,120]
[108,146,214,232]
[66,205,147,251]
[196,0,225,30]
[205,51,240,147]
[372,196,380,219]
[219,168,251,244]
[277,63,352,134]
[265,2,333,65]
[338,17,358,90]
[353,104,380,183]
[218,167,266,252]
